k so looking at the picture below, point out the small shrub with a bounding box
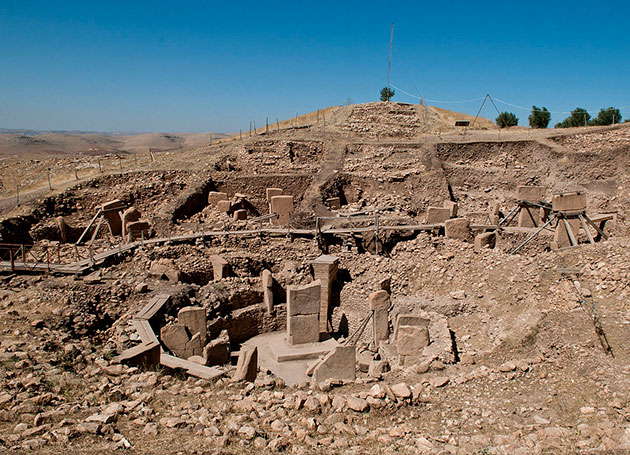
[496,112,518,128]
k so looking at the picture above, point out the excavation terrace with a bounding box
[1,102,630,453]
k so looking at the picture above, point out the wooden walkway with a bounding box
[0,222,501,275]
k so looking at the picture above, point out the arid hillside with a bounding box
[1,102,630,454]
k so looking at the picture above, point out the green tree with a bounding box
[528,106,551,128]
[590,107,622,126]
[555,108,590,128]
[380,87,395,102]
[496,112,518,128]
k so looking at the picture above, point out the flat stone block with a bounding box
[210,255,228,280]
[443,200,458,217]
[312,345,356,383]
[474,232,496,252]
[101,199,124,211]
[215,200,231,213]
[178,306,207,345]
[445,217,472,241]
[208,191,228,206]
[517,186,546,202]
[287,281,321,316]
[234,345,257,382]
[269,335,339,363]
[397,325,430,356]
[160,323,190,358]
[270,195,294,225]
[114,341,161,369]
[552,192,586,212]
[266,188,283,201]
[426,207,451,224]
[288,314,320,345]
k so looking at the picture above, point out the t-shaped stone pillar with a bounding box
[286,280,321,345]
[370,290,390,343]
[310,255,339,333]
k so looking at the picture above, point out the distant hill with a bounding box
[0,131,228,156]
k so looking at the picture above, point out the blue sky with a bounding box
[1,1,629,132]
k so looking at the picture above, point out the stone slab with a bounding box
[288,314,320,345]
[517,186,546,202]
[160,323,190,358]
[287,281,321,316]
[394,313,430,340]
[234,345,258,382]
[266,188,283,201]
[554,218,581,248]
[208,192,228,207]
[210,255,228,280]
[270,195,294,225]
[443,201,458,218]
[552,192,587,212]
[518,207,540,228]
[426,207,450,224]
[270,334,339,363]
[474,231,496,252]
[215,200,231,213]
[204,330,230,366]
[373,308,389,342]
[114,341,161,369]
[369,290,390,311]
[312,345,356,383]
[262,269,274,313]
[178,306,207,345]
[397,325,430,355]
[445,217,471,241]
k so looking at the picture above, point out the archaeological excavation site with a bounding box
[2,102,630,454]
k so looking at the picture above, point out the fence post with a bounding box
[46,247,50,271]
[9,248,14,272]
[74,168,78,180]
[98,158,102,172]
[47,169,52,190]
[21,244,26,263]
[89,246,94,265]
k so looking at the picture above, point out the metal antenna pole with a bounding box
[387,22,394,102]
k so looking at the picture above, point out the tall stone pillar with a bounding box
[310,255,339,333]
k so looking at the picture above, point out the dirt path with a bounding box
[298,137,347,217]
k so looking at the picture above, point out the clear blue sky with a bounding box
[1,1,629,132]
